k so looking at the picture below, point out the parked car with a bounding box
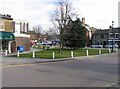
[90,45,103,48]
[42,41,52,45]
[105,44,118,48]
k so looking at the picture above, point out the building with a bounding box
[0,14,30,53]
[0,14,14,32]
[91,27,120,47]
[0,14,16,53]
[81,17,92,46]
[13,19,30,51]
[13,19,29,33]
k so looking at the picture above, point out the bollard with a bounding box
[109,48,111,53]
[71,51,73,58]
[99,49,101,55]
[86,50,89,56]
[17,50,20,57]
[33,51,35,58]
[5,50,8,56]
[53,52,55,59]
[115,47,118,52]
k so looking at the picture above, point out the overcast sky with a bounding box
[0,0,119,31]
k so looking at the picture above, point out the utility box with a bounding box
[17,46,24,52]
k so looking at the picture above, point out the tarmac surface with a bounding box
[1,52,119,87]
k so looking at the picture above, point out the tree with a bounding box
[33,25,42,42]
[50,0,78,53]
[45,28,59,41]
[64,18,87,49]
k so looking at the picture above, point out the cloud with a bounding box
[0,0,119,31]
[72,0,119,29]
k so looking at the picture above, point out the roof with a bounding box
[93,27,120,35]
[85,25,91,31]
[0,14,13,20]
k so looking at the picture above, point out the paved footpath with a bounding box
[1,55,74,66]
[0,51,118,66]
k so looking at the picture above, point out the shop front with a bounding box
[0,31,16,53]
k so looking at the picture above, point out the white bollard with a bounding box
[99,49,101,55]
[71,51,73,58]
[115,47,118,52]
[86,50,89,56]
[109,48,111,53]
[53,52,55,59]
[17,50,20,57]
[33,51,35,58]
[5,50,8,56]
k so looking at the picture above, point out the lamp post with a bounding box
[111,21,114,52]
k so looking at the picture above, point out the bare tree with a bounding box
[50,0,78,53]
[46,28,59,41]
[33,25,42,42]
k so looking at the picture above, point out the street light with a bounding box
[111,21,114,52]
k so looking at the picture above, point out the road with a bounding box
[1,52,119,87]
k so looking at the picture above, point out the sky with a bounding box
[0,0,120,31]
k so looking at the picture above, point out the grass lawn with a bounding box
[16,48,109,59]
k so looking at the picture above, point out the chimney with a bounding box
[82,17,85,26]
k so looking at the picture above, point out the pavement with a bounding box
[1,54,118,67]
[0,47,118,66]
[1,55,75,66]
[0,48,75,66]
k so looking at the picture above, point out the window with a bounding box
[109,33,113,39]
[101,35,104,39]
[0,20,4,30]
[115,33,119,39]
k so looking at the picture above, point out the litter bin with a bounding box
[17,46,24,52]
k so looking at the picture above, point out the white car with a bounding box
[105,44,118,48]
[90,45,103,48]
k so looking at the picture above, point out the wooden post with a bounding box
[109,48,111,53]
[17,50,20,57]
[33,51,35,58]
[86,50,89,56]
[99,49,101,55]
[53,52,55,59]
[71,51,73,58]
[5,50,8,56]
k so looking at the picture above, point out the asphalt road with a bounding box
[1,52,119,87]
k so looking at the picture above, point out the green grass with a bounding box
[16,48,109,59]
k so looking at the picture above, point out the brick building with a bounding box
[0,14,30,53]
[91,27,120,47]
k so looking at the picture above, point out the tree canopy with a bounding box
[64,18,87,49]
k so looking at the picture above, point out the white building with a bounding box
[13,19,29,33]
[12,19,30,52]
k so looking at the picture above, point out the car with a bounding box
[105,44,118,48]
[90,45,103,48]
